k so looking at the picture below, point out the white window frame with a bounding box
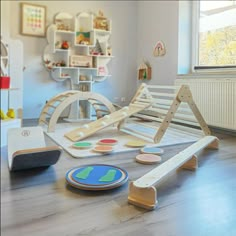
[191,1,236,74]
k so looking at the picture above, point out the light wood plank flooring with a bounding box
[1,121,236,236]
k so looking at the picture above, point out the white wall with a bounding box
[4,1,138,119]
[136,1,179,86]
[2,1,181,119]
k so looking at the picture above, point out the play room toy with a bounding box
[92,145,114,153]
[50,83,211,144]
[7,126,62,171]
[135,154,162,165]
[72,141,93,149]
[128,135,219,210]
[38,90,116,132]
[66,164,129,190]
[140,147,164,155]
[125,140,147,148]
[97,138,118,145]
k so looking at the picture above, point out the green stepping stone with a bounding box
[76,166,93,179]
[99,169,117,182]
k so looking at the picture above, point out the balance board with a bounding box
[7,126,62,171]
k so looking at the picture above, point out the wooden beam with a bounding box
[128,136,219,210]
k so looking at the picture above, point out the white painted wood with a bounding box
[7,126,62,171]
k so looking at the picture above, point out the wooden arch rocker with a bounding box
[64,83,211,143]
[38,90,116,132]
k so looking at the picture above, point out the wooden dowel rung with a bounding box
[43,112,52,116]
[135,98,152,103]
[133,113,164,123]
[119,128,155,143]
[146,85,180,90]
[39,119,48,125]
[172,118,200,127]
[47,105,57,109]
[95,109,109,113]
[151,98,173,105]
[169,123,203,136]
[91,102,106,107]
[173,113,198,123]
[149,92,176,98]
[131,102,150,108]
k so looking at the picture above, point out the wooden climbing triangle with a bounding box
[118,83,211,143]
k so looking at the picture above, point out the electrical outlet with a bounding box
[121,97,126,102]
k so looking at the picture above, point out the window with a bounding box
[192,1,236,71]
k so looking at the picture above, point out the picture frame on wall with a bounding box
[20,2,46,37]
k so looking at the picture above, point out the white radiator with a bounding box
[175,78,236,131]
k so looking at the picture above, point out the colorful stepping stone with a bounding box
[72,141,93,149]
[140,147,164,155]
[135,154,162,165]
[92,145,114,153]
[97,138,118,145]
[126,140,146,148]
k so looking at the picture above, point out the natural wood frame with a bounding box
[38,90,116,133]
[118,83,211,143]
[20,2,46,37]
[128,136,219,210]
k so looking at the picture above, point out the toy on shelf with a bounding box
[54,12,74,31]
[93,10,110,31]
[70,55,93,67]
[7,127,62,171]
[0,109,9,120]
[76,32,90,45]
[138,61,152,80]
[0,108,16,120]
[61,41,69,49]
[7,108,15,118]
[128,136,219,210]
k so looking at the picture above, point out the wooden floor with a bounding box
[1,121,236,236]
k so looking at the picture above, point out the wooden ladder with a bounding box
[38,91,77,128]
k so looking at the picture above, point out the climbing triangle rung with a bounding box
[119,127,155,143]
[43,111,52,116]
[39,119,48,125]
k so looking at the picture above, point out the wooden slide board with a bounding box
[7,127,62,171]
[64,103,151,142]
[128,135,219,210]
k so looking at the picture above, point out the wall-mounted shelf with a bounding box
[43,11,113,121]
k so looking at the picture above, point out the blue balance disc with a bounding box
[66,164,129,191]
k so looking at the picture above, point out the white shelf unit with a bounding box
[43,11,113,121]
[1,38,23,147]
